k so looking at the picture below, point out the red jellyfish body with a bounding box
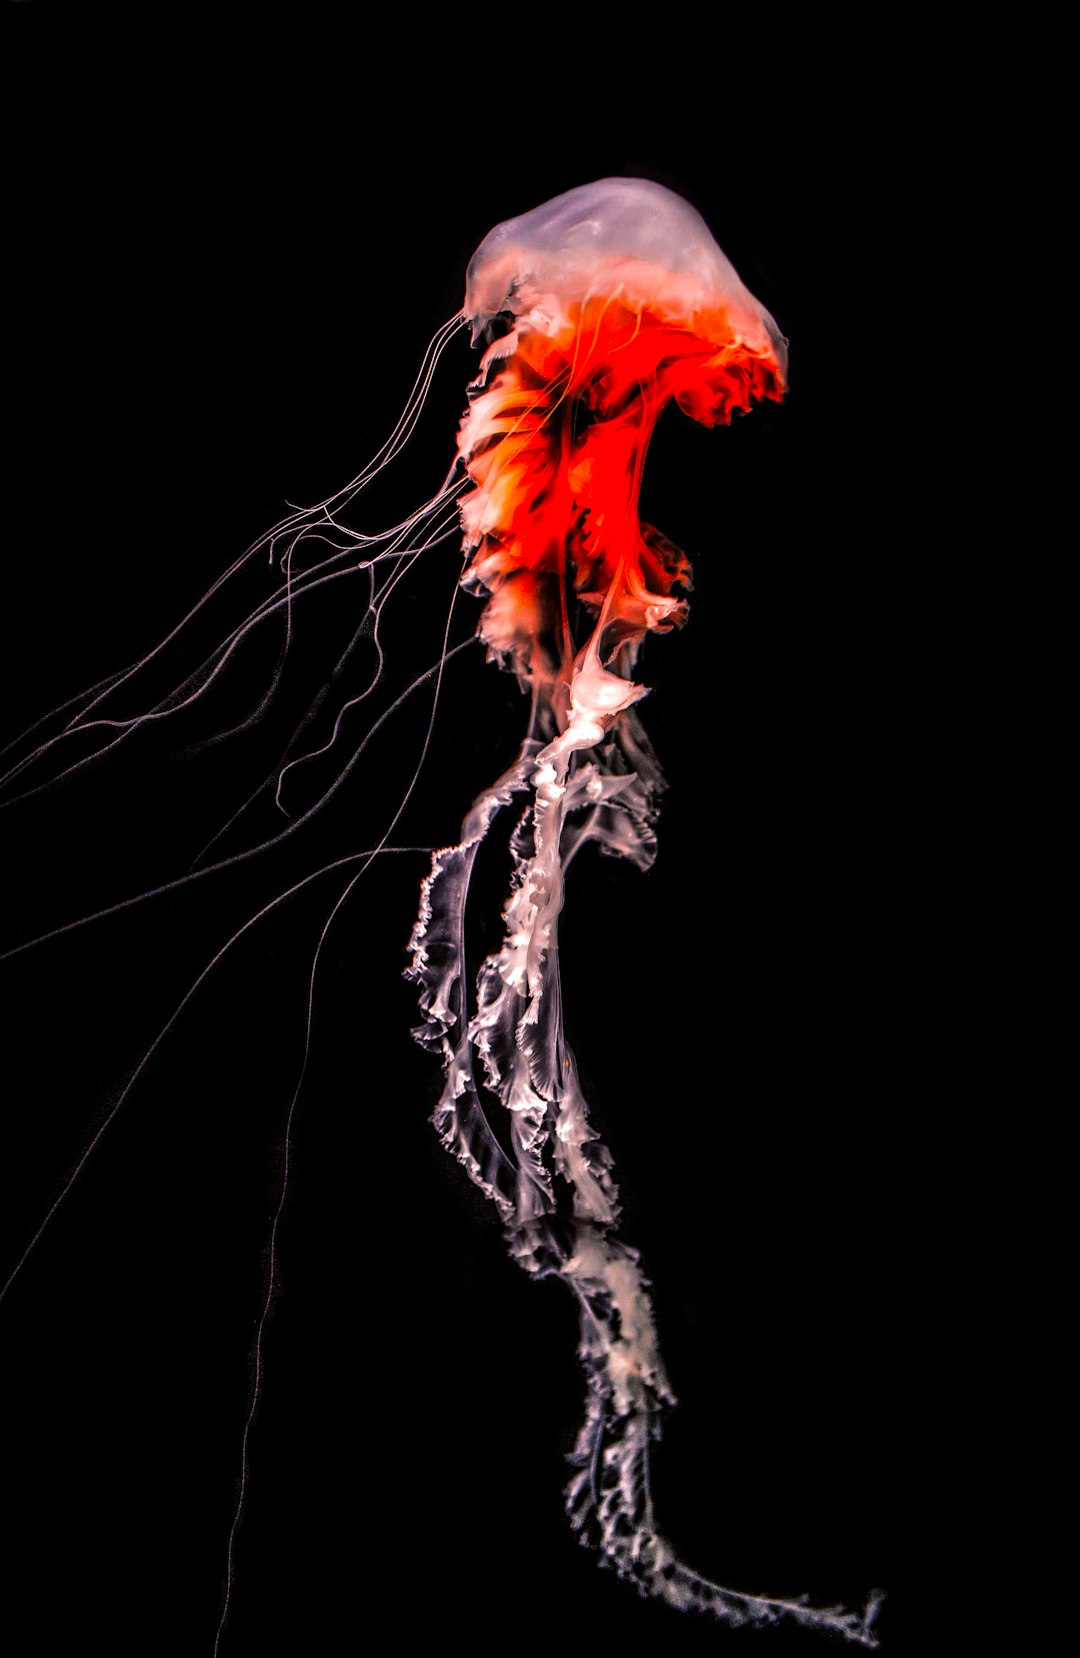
[409,180,881,1644]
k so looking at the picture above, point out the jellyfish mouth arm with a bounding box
[407,616,649,1216]
[409,650,880,1645]
[565,1245,882,1646]
[408,744,542,1222]
[409,529,880,1648]
[456,296,713,715]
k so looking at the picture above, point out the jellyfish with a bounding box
[1,179,881,1647]
[406,179,880,1644]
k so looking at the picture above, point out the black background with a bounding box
[3,13,945,1656]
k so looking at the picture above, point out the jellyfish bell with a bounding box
[456,178,787,725]
[465,176,788,368]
